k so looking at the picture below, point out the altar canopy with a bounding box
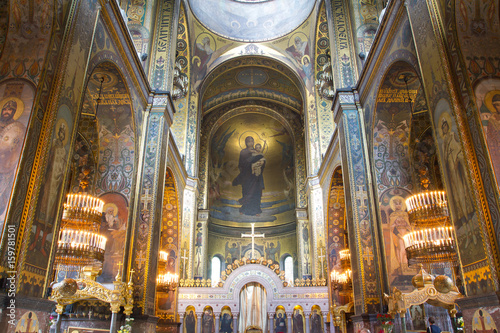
[239,283,267,333]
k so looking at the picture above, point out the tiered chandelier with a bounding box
[156,251,179,293]
[55,192,106,269]
[330,248,353,297]
[403,190,457,265]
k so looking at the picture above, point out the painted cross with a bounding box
[318,248,325,279]
[241,223,265,259]
[181,249,189,279]
[363,247,374,266]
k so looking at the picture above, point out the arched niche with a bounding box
[372,60,422,291]
[156,167,181,320]
[80,61,136,283]
[326,166,346,303]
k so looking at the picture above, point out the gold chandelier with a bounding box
[404,190,457,265]
[157,251,179,293]
[55,192,106,269]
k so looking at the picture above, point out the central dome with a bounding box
[187,0,316,42]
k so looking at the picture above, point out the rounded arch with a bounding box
[199,51,309,105]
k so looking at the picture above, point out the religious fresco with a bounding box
[472,309,498,332]
[476,79,500,189]
[309,306,323,333]
[97,192,129,283]
[292,306,305,333]
[220,307,234,333]
[202,66,302,113]
[406,0,494,296]
[0,0,53,85]
[27,105,72,268]
[373,61,420,291]
[326,167,346,300]
[208,113,295,225]
[0,82,34,239]
[274,307,287,333]
[434,99,484,268]
[188,0,315,42]
[69,133,97,194]
[87,63,135,201]
[184,306,197,333]
[202,306,215,333]
[156,168,180,319]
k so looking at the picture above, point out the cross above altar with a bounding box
[241,223,265,259]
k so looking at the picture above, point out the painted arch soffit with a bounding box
[200,56,305,116]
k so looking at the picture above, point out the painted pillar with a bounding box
[332,90,383,315]
[233,313,239,333]
[194,210,209,279]
[268,313,274,333]
[197,313,203,333]
[403,0,500,324]
[180,177,198,280]
[325,0,358,88]
[215,312,221,333]
[148,0,179,91]
[307,176,326,281]
[130,95,175,317]
[297,209,311,279]
[305,312,311,333]
[286,312,293,333]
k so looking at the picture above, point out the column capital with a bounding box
[214,312,221,317]
[179,313,185,319]
[268,313,275,319]
[332,89,359,124]
[286,312,293,317]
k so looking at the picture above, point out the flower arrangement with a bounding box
[377,314,394,333]
[48,315,57,327]
[118,317,134,333]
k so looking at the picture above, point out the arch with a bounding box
[326,166,347,303]
[156,167,181,319]
[372,60,425,291]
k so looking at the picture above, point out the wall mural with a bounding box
[98,192,129,283]
[476,78,500,190]
[184,306,197,333]
[0,81,34,238]
[373,61,419,291]
[292,307,305,333]
[434,99,484,270]
[220,307,234,333]
[274,307,287,333]
[209,113,295,225]
[327,167,345,302]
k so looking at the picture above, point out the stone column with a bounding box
[215,312,221,333]
[233,313,239,333]
[305,312,311,333]
[329,312,335,333]
[332,90,383,315]
[322,312,328,333]
[296,210,311,279]
[197,313,203,333]
[286,312,293,333]
[180,177,198,280]
[130,95,175,319]
[306,177,326,281]
[268,313,274,333]
[194,210,209,279]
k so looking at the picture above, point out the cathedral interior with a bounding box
[1,0,500,332]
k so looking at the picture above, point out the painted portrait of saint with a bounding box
[31,117,70,256]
